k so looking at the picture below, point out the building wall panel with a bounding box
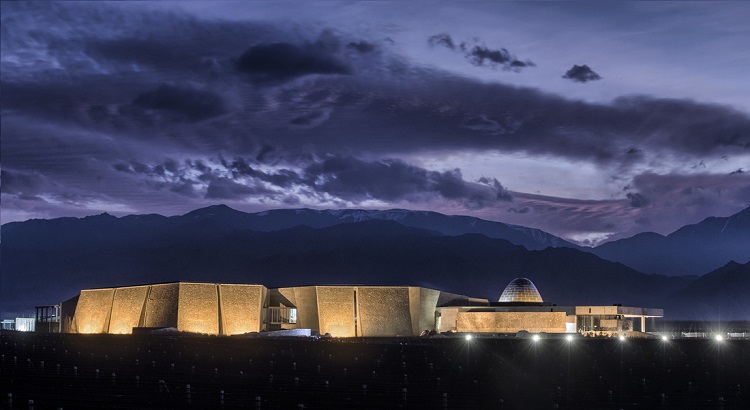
[316,286,355,337]
[457,311,567,333]
[178,283,219,334]
[418,288,441,333]
[73,289,114,334]
[144,283,179,328]
[109,286,148,334]
[291,287,319,331]
[358,287,412,336]
[61,295,79,334]
[220,284,265,335]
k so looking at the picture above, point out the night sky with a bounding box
[2,1,749,245]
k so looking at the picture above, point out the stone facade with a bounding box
[69,283,267,335]
[457,311,568,333]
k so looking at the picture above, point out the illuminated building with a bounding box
[59,279,662,337]
[437,278,663,334]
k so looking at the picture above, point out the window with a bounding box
[266,307,297,324]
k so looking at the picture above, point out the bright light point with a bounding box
[465,334,473,341]
[532,334,540,342]
[619,335,626,341]
[661,335,668,341]
[715,334,724,342]
[566,335,574,342]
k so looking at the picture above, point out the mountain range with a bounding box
[1,205,748,320]
[592,206,750,276]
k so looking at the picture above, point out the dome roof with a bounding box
[498,278,543,303]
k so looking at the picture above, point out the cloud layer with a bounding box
[2,2,748,244]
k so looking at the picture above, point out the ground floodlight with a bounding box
[465,334,473,341]
[532,334,540,342]
[566,334,574,342]
[715,334,724,342]
[661,335,668,341]
[619,335,626,341]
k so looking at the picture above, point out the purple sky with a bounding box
[2,1,749,245]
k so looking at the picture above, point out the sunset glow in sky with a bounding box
[2,1,749,245]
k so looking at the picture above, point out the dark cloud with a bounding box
[85,39,201,73]
[289,110,330,127]
[303,156,512,208]
[237,42,350,83]
[626,192,649,208]
[1,170,48,201]
[428,33,534,71]
[347,41,376,53]
[111,155,512,209]
[428,33,456,50]
[132,85,225,122]
[563,65,602,83]
[204,176,268,200]
[464,45,535,70]
[3,3,748,169]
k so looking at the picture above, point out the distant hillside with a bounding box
[667,260,750,320]
[0,205,577,251]
[592,206,750,276]
[2,205,746,320]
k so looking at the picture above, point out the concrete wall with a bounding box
[68,282,267,335]
[457,311,568,333]
[358,287,412,336]
[417,288,441,334]
[68,283,486,337]
[316,286,356,337]
[61,295,79,334]
[271,286,483,337]
[220,284,265,335]
[144,283,179,328]
[109,286,149,334]
[178,283,219,334]
[73,288,114,334]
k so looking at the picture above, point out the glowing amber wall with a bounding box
[108,286,148,334]
[177,283,219,334]
[144,283,179,328]
[316,286,356,337]
[358,287,412,336]
[294,287,319,331]
[73,288,114,334]
[456,311,567,333]
[219,284,265,335]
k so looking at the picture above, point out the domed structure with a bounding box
[498,278,543,303]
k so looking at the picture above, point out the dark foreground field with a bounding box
[1,331,749,409]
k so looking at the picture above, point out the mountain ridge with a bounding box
[592,205,750,276]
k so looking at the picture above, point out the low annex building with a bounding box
[60,279,663,337]
[437,278,663,334]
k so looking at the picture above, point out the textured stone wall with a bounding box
[316,286,355,337]
[73,289,114,334]
[61,295,79,333]
[109,286,148,334]
[457,311,567,333]
[358,287,412,336]
[417,288,441,333]
[293,287,319,331]
[437,308,458,332]
[144,283,179,328]
[178,283,219,334]
[220,284,265,335]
